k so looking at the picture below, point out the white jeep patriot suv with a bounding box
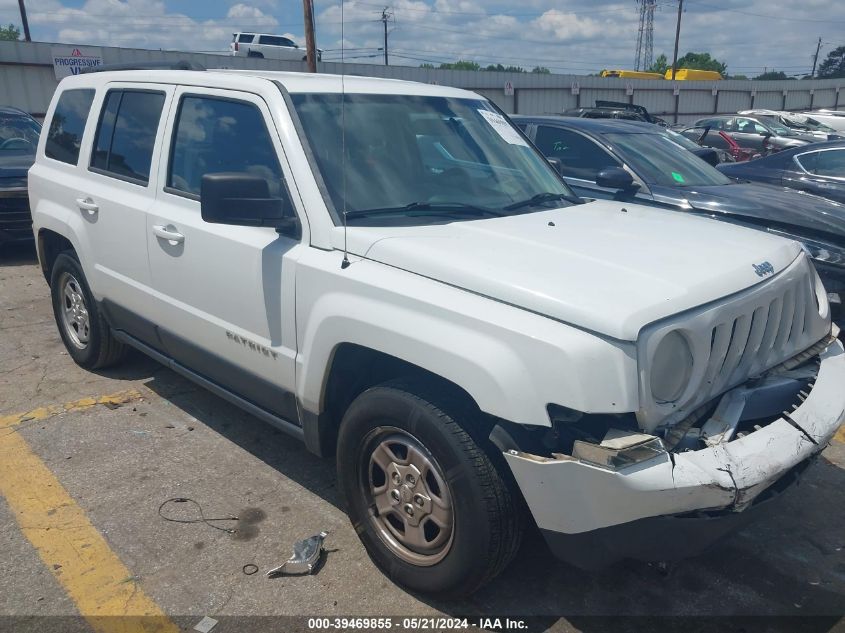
[30,67,845,597]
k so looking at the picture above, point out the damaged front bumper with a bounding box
[504,337,845,569]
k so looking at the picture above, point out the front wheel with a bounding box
[337,380,523,598]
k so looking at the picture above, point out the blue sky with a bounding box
[2,0,844,77]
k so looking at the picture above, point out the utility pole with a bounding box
[811,36,822,78]
[302,0,317,73]
[670,0,683,80]
[17,0,31,42]
[380,7,392,66]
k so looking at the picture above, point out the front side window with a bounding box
[290,93,574,225]
[534,126,621,181]
[45,89,95,165]
[0,113,41,154]
[168,96,284,198]
[91,90,165,184]
[605,132,732,188]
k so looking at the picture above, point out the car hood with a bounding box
[338,200,802,341]
[0,152,34,185]
[650,182,845,241]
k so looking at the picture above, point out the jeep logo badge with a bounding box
[752,261,775,277]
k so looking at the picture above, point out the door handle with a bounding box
[76,197,99,215]
[152,224,185,244]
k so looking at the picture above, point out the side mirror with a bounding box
[596,167,640,191]
[201,172,299,235]
[546,156,563,175]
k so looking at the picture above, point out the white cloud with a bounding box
[1,0,844,76]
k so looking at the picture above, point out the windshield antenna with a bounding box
[340,0,350,270]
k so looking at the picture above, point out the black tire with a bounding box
[337,379,524,598]
[49,251,126,369]
[247,50,264,58]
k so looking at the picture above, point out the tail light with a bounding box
[234,42,239,52]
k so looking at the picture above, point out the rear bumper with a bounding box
[0,190,33,243]
[504,337,845,568]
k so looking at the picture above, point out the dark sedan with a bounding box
[717,141,845,204]
[511,115,845,316]
[0,106,41,246]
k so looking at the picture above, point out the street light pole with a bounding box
[670,0,683,80]
[302,0,317,73]
[17,0,31,42]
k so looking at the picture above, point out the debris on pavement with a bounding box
[193,616,218,633]
[267,531,329,577]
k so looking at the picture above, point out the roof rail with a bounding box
[81,60,206,74]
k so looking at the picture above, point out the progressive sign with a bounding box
[52,46,103,79]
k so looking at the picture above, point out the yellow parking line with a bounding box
[0,391,178,633]
[835,425,845,444]
[0,389,143,429]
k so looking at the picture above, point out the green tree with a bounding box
[654,51,727,76]
[754,70,788,80]
[531,66,551,74]
[438,60,481,71]
[818,45,845,79]
[647,53,668,74]
[419,63,435,69]
[0,23,21,40]
[676,51,727,75]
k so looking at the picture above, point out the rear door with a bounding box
[145,86,302,422]
[80,85,172,323]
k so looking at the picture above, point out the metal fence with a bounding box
[2,40,843,123]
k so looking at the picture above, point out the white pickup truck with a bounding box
[29,67,845,597]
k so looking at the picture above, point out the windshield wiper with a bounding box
[503,192,574,211]
[344,201,503,220]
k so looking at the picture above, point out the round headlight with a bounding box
[650,331,693,403]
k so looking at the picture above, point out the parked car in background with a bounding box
[230,32,322,61]
[800,110,845,133]
[690,115,816,152]
[0,106,41,247]
[717,141,845,204]
[679,126,757,162]
[563,101,668,126]
[663,127,732,164]
[739,109,843,141]
[512,115,845,317]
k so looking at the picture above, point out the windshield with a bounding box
[0,114,41,154]
[757,117,793,136]
[661,128,702,152]
[605,133,732,188]
[290,93,575,225]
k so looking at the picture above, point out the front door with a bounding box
[146,87,302,422]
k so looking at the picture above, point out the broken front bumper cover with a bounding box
[504,337,845,568]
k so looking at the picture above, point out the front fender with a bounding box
[295,252,639,427]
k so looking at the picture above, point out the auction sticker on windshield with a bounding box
[478,110,529,146]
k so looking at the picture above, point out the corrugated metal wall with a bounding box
[2,40,843,123]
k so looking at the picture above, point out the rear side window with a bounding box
[91,90,165,185]
[814,149,845,177]
[167,96,283,198]
[45,89,95,165]
[238,33,254,43]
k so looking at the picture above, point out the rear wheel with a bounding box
[50,251,126,369]
[337,380,523,598]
